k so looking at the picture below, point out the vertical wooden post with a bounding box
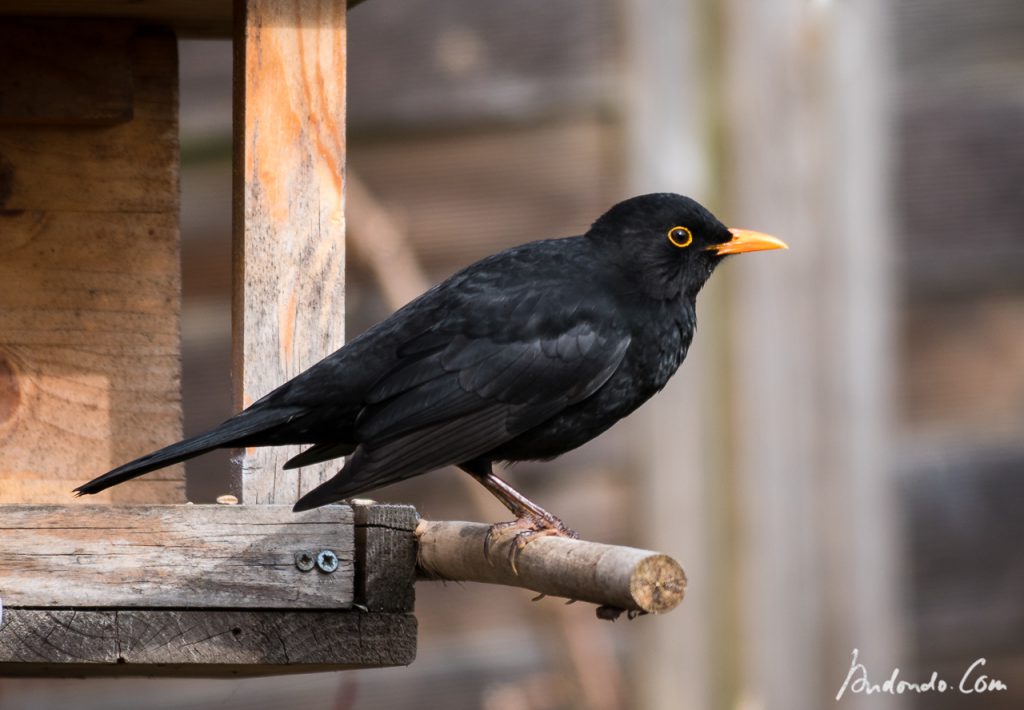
[0,22,184,505]
[622,3,720,710]
[233,0,347,504]
[723,1,902,709]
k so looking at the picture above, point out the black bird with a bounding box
[76,193,785,541]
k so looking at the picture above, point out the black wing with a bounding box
[292,318,630,510]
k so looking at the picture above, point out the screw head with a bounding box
[294,551,315,572]
[316,549,339,573]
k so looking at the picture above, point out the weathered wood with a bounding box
[0,20,133,125]
[233,0,347,505]
[0,1,367,37]
[352,503,417,612]
[0,25,183,505]
[0,505,354,609]
[0,0,233,36]
[415,520,686,616]
[0,609,416,676]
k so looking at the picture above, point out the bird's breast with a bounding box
[491,300,696,462]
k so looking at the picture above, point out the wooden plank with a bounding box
[0,610,416,676]
[0,0,233,37]
[353,504,417,612]
[233,0,347,505]
[0,505,354,609]
[0,1,366,37]
[0,20,134,125]
[0,30,178,213]
[0,25,183,505]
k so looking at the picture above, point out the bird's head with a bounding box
[587,193,787,299]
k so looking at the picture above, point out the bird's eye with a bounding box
[668,226,693,248]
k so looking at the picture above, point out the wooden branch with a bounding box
[415,520,686,618]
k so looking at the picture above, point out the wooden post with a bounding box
[233,0,348,505]
[722,1,902,708]
[0,21,184,505]
[0,7,420,678]
[622,0,719,707]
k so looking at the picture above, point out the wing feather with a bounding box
[293,320,631,510]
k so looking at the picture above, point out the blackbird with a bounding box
[76,193,785,542]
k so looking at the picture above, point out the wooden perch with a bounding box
[415,520,687,619]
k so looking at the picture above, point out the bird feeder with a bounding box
[0,0,420,676]
[0,0,685,678]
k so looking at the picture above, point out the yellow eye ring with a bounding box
[668,226,693,248]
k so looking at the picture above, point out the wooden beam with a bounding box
[0,1,368,38]
[233,0,347,505]
[415,520,687,617]
[0,505,355,609]
[0,23,184,505]
[0,21,134,125]
[352,503,418,612]
[0,610,416,677]
[0,503,418,674]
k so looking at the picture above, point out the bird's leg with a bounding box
[460,460,578,572]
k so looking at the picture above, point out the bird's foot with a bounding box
[483,513,578,575]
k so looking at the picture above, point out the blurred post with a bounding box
[723,1,903,710]
[624,2,718,710]
[630,0,903,708]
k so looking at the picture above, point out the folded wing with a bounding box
[292,321,630,510]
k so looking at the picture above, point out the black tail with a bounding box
[74,407,302,496]
[291,449,423,512]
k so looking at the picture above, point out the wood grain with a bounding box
[233,0,347,505]
[0,25,183,505]
[0,21,133,125]
[0,609,416,676]
[415,520,687,615]
[0,505,355,609]
[353,503,418,612]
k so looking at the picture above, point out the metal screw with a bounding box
[316,549,338,573]
[294,551,315,572]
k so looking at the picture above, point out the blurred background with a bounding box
[3,0,1022,708]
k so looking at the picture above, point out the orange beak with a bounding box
[709,228,788,256]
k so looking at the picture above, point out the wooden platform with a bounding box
[0,504,418,676]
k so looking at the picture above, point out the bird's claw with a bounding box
[482,514,578,575]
